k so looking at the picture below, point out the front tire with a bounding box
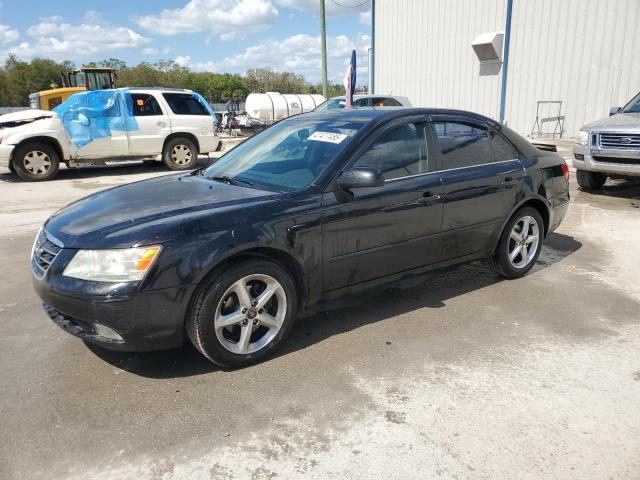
[576,170,606,190]
[489,207,544,279]
[12,142,60,181]
[162,137,198,171]
[187,259,297,368]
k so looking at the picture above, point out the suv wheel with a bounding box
[187,259,297,368]
[489,207,544,279]
[12,142,60,181]
[162,137,198,170]
[576,170,606,190]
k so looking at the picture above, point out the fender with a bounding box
[490,193,551,252]
[4,119,73,160]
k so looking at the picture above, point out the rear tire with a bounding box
[489,207,545,279]
[12,142,60,181]
[576,170,606,190]
[162,137,198,171]
[187,259,297,368]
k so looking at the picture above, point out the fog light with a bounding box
[94,323,123,341]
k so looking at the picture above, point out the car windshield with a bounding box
[314,98,347,111]
[202,116,364,191]
[621,92,640,113]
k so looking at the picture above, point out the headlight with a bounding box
[576,130,590,147]
[63,246,161,283]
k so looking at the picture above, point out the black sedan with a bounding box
[32,108,570,367]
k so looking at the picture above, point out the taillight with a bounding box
[561,163,569,181]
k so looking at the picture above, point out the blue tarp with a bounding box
[53,89,138,149]
[193,92,218,122]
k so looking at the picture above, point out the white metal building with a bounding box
[372,0,640,137]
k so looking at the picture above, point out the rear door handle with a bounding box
[417,191,442,204]
[157,121,167,127]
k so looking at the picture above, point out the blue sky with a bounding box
[0,0,371,84]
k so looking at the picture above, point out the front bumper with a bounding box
[573,145,640,177]
[33,270,193,352]
[0,144,15,173]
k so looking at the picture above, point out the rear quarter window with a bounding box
[162,93,210,115]
[490,132,518,161]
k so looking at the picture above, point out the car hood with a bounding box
[45,173,282,248]
[582,113,640,132]
[0,109,56,128]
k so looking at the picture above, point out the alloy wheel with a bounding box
[508,215,539,269]
[23,150,51,175]
[171,144,192,166]
[214,274,287,355]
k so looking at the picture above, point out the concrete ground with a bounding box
[1,161,639,480]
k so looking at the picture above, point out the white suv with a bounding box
[0,87,220,181]
[573,90,640,190]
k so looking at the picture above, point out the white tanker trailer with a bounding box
[244,92,326,123]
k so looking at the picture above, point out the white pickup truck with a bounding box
[0,87,220,181]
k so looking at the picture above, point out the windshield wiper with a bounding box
[209,175,253,186]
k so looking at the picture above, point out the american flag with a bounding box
[343,50,357,108]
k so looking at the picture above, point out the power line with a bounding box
[329,0,370,8]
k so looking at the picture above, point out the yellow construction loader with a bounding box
[29,67,116,110]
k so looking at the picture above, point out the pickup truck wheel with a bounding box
[162,137,198,171]
[576,170,606,190]
[12,142,60,181]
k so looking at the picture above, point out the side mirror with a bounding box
[609,106,621,116]
[337,167,384,190]
[74,113,90,126]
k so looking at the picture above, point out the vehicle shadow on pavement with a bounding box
[576,179,640,201]
[87,232,582,379]
[0,158,215,183]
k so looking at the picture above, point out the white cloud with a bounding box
[133,0,279,39]
[181,32,371,84]
[174,55,191,67]
[275,0,370,15]
[359,10,371,26]
[4,16,149,61]
[142,47,159,55]
[0,24,19,44]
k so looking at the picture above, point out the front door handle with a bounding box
[501,176,517,185]
[417,191,442,205]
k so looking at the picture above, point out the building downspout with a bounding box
[499,0,513,123]
[370,0,375,95]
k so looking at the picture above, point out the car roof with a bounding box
[123,87,193,93]
[329,94,408,100]
[300,106,500,127]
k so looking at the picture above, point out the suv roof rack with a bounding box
[126,87,192,92]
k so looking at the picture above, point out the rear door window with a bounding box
[372,97,402,107]
[433,121,493,170]
[162,93,210,115]
[130,93,163,116]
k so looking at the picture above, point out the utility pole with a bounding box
[499,0,513,123]
[320,0,328,98]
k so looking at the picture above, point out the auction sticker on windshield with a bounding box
[308,131,348,144]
